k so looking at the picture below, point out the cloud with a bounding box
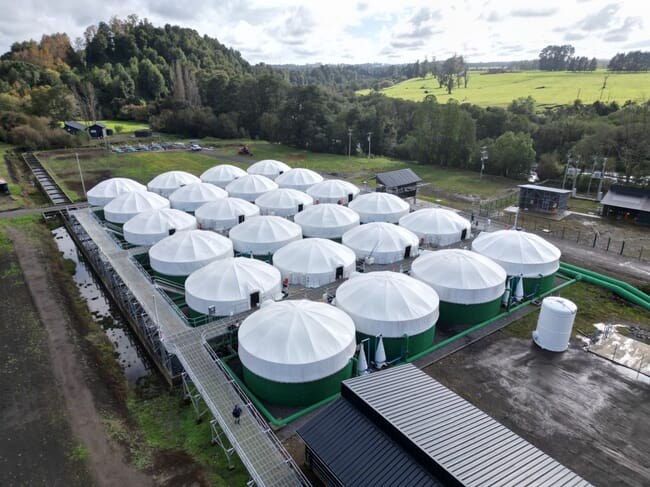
[574,3,620,31]
[623,39,650,49]
[484,11,503,23]
[511,8,557,18]
[603,16,643,42]
[564,32,587,41]
[387,7,441,49]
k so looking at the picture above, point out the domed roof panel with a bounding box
[200,164,247,187]
[225,174,278,202]
[348,192,410,223]
[147,171,200,197]
[169,182,228,212]
[342,222,419,264]
[87,177,146,207]
[194,197,260,231]
[399,208,471,246]
[229,215,302,255]
[255,188,314,217]
[247,159,291,179]
[293,204,360,238]
[275,168,323,191]
[103,191,170,224]
[306,180,360,204]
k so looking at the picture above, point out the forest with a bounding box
[0,16,649,184]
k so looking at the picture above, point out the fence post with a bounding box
[576,230,581,243]
[606,237,611,251]
[620,241,625,255]
[592,234,598,248]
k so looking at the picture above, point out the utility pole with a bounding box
[75,152,87,200]
[562,154,572,189]
[596,157,607,201]
[571,155,580,196]
[587,156,598,195]
[367,132,372,160]
[348,128,352,160]
[480,146,488,179]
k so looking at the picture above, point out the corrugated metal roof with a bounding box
[518,184,573,194]
[342,364,592,487]
[376,169,422,188]
[64,121,86,130]
[601,186,650,212]
[298,397,443,487]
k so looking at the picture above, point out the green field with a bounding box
[374,70,650,108]
[39,142,518,203]
[64,120,151,133]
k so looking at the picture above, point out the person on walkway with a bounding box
[232,404,242,424]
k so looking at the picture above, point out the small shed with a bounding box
[87,122,107,139]
[63,121,86,135]
[0,178,9,195]
[375,168,422,200]
[601,185,650,225]
[518,184,572,216]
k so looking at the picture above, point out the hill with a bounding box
[375,70,650,108]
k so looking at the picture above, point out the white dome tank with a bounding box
[348,192,410,223]
[533,297,577,352]
[255,188,314,217]
[399,208,472,247]
[87,177,146,207]
[185,257,282,316]
[272,238,356,288]
[148,229,233,277]
[200,164,246,188]
[169,182,228,213]
[238,300,356,383]
[194,197,260,232]
[335,271,439,338]
[275,168,323,191]
[342,222,419,264]
[104,191,170,224]
[229,215,302,256]
[147,171,200,198]
[247,159,291,179]
[306,179,360,204]
[225,174,278,202]
[123,208,197,246]
[293,204,360,239]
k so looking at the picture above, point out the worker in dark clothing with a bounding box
[232,404,242,424]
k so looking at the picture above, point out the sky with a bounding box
[0,0,648,65]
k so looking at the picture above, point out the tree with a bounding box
[489,131,536,178]
[539,45,575,71]
[137,59,167,99]
[535,153,563,180]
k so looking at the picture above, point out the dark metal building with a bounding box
[299,364,591,487]
[601,185,650,225]
[518,184,572,216]
[63,120,86,135]
[87,122,107,139]
[375,168,422,200]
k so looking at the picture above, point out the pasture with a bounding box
[375,70,650,108]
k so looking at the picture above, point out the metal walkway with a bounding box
[22,152,72,205]
[70,208,308,486]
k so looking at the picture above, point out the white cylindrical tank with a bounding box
[200,164,247,188]
[399,208,472,247]
[255,188,313,218]
[195,197,260,232]
[225,174,278,202]
[342,222,419,264]
[348,192,410,223]
[169,182,228,213]
[275,168,323,191]
[87,177,146,207]
[147,171,200,198]
[247,159,291,179]
[123,208,197,246]
[104,191,170,224]
[532,297,577,352]
[229,215,302,256]
[293,204,360,239]
[306,179,360,204]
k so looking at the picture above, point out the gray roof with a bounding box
[341,364,591,487]
[518,184,573,195]
[601,186,650,212]
[64,121,86,130]
[298,396,443,487]
[376,169,422,188]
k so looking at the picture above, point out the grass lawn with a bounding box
[70,120,151,133]
[0,144,35,210]
[375,70,650,108]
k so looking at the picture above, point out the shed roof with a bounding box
[64,121,86,130]
[601,185,650,212]
[518,184,572,194]
[376,168,422,188]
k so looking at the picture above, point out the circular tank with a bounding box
[148,229,233,283]
[399,208,472,247]
[272,238,356,288]
[293,204,360,240]
[342,222,419,264]
[275,168,323,191]
[147,171,200,198]
[335,271,439,361]
[306,179,360,204]
[348,192,410,223]
[247,159,291,179]
[87,177,146,207]
[195,197,260,232]
[238,300,356,406]
[169,182,228,213]
[254,188,314,218]
[533,297,577,352]
[123,208,197,246]
[472,229,561,296]
[103,191,170,224]
[225,174,278,202]
[229,215,302,257]
[185,257,282,317]
[200,164,247,188]
[410,249,506,326]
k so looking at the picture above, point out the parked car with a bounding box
[189,144,202,151]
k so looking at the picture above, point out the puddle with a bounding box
[588,322,650,377]
[52,226,152,383]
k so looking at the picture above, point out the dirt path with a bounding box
[8,227,153,487]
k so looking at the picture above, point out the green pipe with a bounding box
[559,262,650,303]
[406,277,579,364]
